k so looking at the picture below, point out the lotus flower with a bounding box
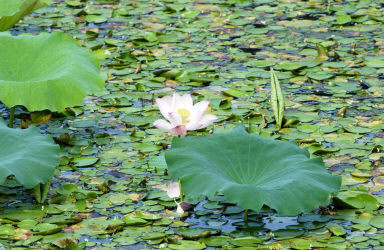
[165,181,187,215]
[154,92,217,136]
[166,181,181,199]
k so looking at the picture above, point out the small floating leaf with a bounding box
[334,191,379,211]
[231,236,262,246]
[175,228,213,239]
[336,14,352,25]
[73,157,99,167]
[369,216,384,229]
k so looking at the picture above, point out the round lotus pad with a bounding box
[165,126,341,215]
[0,118,60,189]
[0,0,50,31]
[0,31,105,112]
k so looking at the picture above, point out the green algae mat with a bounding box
[1,0,384,249]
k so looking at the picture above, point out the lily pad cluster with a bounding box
[0,0,383,249]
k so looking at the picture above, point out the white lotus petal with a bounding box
[154,91,217,134]
[187,114,217,130]
[166,181,181,198]
[168,111,182,125]
[186,101,211,130]
[154,119,174,130]
[185,120,201,130]
[199,114,218,128]
[170,125,187,136]
[156,98,171,120]
[171,91,182,109]
[161,95,173,106]
[193,100,210,114]
[186,100,210,128]
[176,202,185,215]
[180,93,193,109]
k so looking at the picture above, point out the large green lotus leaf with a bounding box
[0,118,60,189]
[0,32,105,112]
[165,126,341,215]
[0,0,51,31]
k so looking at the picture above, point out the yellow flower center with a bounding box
[177,108,190,125]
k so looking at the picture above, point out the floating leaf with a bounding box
[223,88,248,98]
[51,237,77,249]
[175,228,214,239]
[270,68,284,128]
[275,62,304,71]
[251,61,275,68]
[307,71,334,80]
[231,236,261,246]
[336,14,352,25]
[165,126,341,215]
[0,32,105,112]
[315,44,329,61]
[73,157,99,167]
[334,191,379,211]
[168,240,206,249]
[0,0,50,31]
[369,216,384,229]
[0,118,60,188]
[34,223,61,235]
[366,60,384,68]
[273,229,304,240]
[0,209,46,221]
[0,224,14,236]
[200,236,230,247]
[328,226,346,236]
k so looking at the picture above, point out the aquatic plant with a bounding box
[165,126,341,218]
[270,68,284,128]
[166,181,185,215]
[0,118,60,202]
[154,91,217,135]
[0,31,105,118]
[0,31,104,202]
[0,0,50,31]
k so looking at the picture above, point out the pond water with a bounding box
[0,0,383,249]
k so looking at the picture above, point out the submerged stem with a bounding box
[8,106,15,128]
[244,209,249,221]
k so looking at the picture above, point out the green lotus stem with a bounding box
[244,209,249,221]
[178,179,183,202]
[8,106,15,128]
